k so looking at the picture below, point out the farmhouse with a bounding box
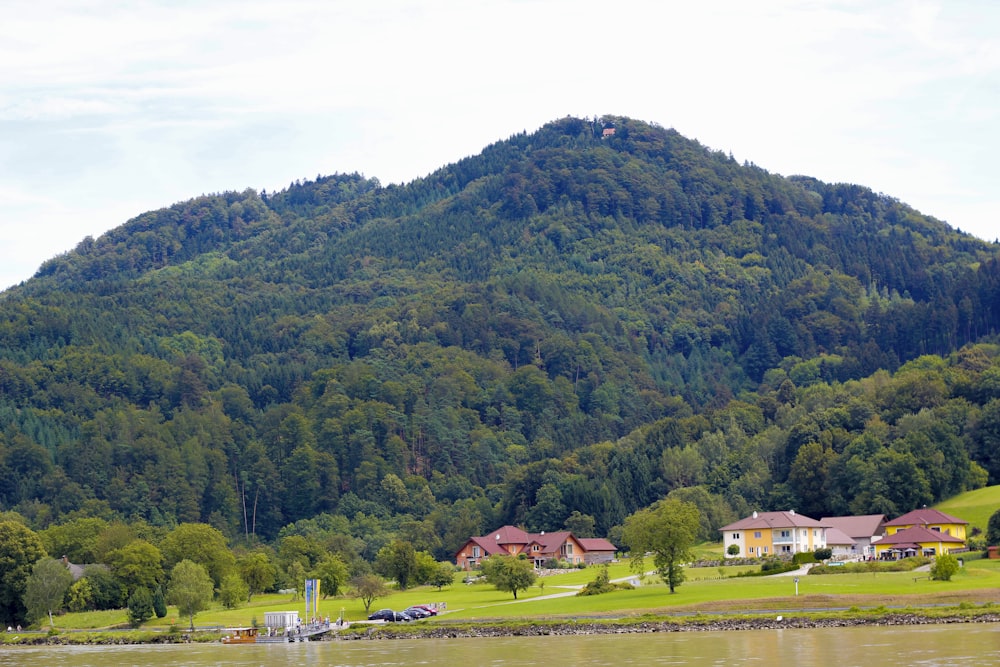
[455,525,615,570]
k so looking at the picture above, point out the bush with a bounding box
[737,560,799,577]
[792,552,816,565]
[813,547,833,561]
[930,553,959,581]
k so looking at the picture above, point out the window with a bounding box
[754,531,762,539]
[762,547,768,553]
[732,533,740,540]
[779,530,790,538]
[472,546,481,558]
[781,545,791,553]
[532,545,540,552]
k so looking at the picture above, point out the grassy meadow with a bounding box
[936,484,1000,533]
[37,552,1000,636]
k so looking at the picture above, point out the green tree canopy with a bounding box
[218,572,249,609]
[0,521,47,624]
[107,539,164,597]
[480,554,537,599]
[167,560,214,631]
[621,497,700,593]
[311,554,349,598]
[374,540,418,590]
[126,586,154,628]
[238,551,277,602]
[23,557,73,628]
[161,523,235,587]
[351,574,388,613]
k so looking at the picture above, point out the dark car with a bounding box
[404,606,431,619]
[412,604,438,616]
[368,609,412,622]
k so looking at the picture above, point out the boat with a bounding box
[221,627,260,644]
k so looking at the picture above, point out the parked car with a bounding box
[404,606,431,619]
[368,609,412,622]
[412,604,438,616]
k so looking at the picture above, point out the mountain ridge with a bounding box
[0,115,998,552]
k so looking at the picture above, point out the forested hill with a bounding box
[2,115,1000,559]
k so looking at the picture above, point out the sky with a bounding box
[2,0,998,291]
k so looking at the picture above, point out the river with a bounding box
[0,623,997,666]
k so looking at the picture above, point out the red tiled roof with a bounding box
[884,508,967,527]
[460,526,613,557]
[820,514,886,539]
[532,531,573,553]
[878,525,965,545]
[489,525,532,543]
[825,527,856,546]
[721,511,827,531]
[579,537,616,552]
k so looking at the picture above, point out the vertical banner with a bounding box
[304,578,319,621]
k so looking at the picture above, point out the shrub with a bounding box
[813,547,833,561]
[930,553,959,581]
[792,552,816,565]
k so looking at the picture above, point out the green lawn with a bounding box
[936,485,1000,533]
[48,557,1000,632]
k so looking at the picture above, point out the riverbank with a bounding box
[7,606,1000,645]
[337,609,1000,640]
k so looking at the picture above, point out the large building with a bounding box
[874,508,968,560]
[455,525,610,570]
[720,510,828,558]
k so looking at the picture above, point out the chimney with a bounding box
[789,509,795,515]
[752,511,758,519]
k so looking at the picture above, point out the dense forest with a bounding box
[2,114,1000,568]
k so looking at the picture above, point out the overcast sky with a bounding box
[2,0,997,291]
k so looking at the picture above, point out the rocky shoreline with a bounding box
[336,612,1000,640]
[6,611,999,645]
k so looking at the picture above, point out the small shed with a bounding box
[264,611,300,633]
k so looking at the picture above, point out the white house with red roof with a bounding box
[720,510,829,559]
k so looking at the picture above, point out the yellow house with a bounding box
[874,525,965,560]
[883,508,968,542]
[874,508,968,560]
[720,510,828,558]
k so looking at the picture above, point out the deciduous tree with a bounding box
[167,560,214,631]
[23,557,73,628]
[0,521,48,624]
[480,555,537,599]
[621,497,700,593]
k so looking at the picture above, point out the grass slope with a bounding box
[936,484,1000,533]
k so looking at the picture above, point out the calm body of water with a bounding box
[0,623,997,666]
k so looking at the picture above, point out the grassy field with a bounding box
[44,554,1000,633]
[936,484,1000,533]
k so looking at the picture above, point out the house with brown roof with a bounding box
[578,537,617,564]
[720,510,829,559]
[883,508,968,542]
[874,525,966,560]
[455,526,601,570]
[820,514,886,559]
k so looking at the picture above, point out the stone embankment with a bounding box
[337,612,1000,640]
